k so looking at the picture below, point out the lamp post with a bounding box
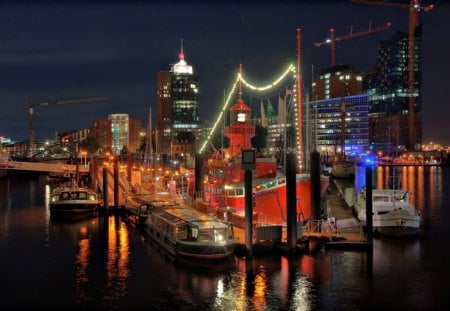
[81,151,87,168]
[181,173,188,198]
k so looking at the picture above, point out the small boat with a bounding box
[355,187,421,237]
[49,179,101,216]
[331,160,355,179]
[139,202,237,260]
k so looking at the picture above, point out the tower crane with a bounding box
[28,96,110,157]
[314,21,391,67]
[351,0,434,151]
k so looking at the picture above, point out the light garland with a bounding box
[199,64,297,155]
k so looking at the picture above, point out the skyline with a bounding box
[1,0,449,145]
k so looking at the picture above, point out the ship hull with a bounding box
[255,178,329,225]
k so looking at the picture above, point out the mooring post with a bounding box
[310,150,321,220]
[194,153,203,198]
[242,150,255,259]
[114,157,119,210]
[92,156,98,192]
[244,169,253,259]
[365,164,373,252]
[127,155,132,184]
[103,166,109,214]
[286,152,297,251]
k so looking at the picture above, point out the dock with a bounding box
[318,178,367,250]
[121,176,369,256]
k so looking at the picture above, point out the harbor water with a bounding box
[1,166,450,310]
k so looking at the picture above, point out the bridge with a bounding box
[0,159,89,174]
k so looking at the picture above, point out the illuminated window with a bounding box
[237,113,246,122]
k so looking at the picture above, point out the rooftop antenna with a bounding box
[179,38,185,60]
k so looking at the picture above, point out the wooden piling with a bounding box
[286,152,297,251]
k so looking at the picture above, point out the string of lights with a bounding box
[199,64,298,155]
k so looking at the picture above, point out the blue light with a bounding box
[364,154,376,166]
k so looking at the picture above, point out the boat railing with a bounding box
[301,219,338,235]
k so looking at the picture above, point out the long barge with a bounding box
[124,196,237,260]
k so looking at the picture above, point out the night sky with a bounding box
[1,0,449,145]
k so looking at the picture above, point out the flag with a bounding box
[267,98,276,121]
[260,99,268,128]
[277,96,286,125]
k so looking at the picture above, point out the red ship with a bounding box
[191,88,329,227]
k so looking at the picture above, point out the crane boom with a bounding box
[351,0,434,151]
[314,21,391,66]
[28,96,110,157]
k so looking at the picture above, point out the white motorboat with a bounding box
[355,187,421,237]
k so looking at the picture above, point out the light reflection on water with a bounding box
[1,170,450,309]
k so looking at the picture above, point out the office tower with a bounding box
[157,41,200,156]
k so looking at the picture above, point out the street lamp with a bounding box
[181,173,188,198]
[80,150,87,168]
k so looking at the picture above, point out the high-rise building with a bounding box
[157,42,200,155]
[364,25,423,152]
[312,65,363,101]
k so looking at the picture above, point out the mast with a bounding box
[340,101,346,160]
[145,107,153,167]
[296,28,303,173]
[221,89,225,159]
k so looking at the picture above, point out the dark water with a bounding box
[1,167,449,310]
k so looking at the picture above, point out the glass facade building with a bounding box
[306,94,369,156]
[363,25,423,151]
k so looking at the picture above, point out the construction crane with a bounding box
[28,96,110,157]
[351,0,434,151]
[314,21,391,67]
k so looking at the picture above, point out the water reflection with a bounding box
[196,256,320,310]
[74,226,91,306]
[2,171,449,309]
[104,216,130,305]
[47,215,130,308]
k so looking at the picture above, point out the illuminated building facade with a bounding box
[312,65,363,100]
[364,25,423,152]
[306,94,369,156]
[157,71,172,153]
[157,42,200,155]
[90,114,143,155]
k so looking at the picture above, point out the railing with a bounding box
[1,160,90,173]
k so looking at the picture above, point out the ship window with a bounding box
[61,192,69,199]
[236,188,244,196]
[277,178,285,185]
[79,192,87,199]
